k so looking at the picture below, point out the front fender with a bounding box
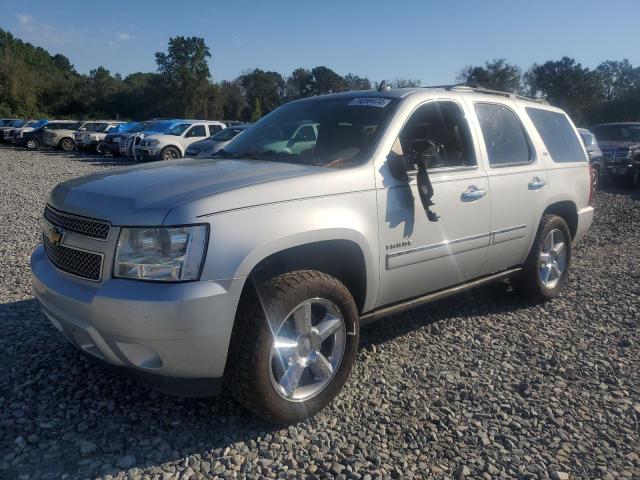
[200,191,380,311]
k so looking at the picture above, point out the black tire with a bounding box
[161,146,180,161]
[225,270,359,423]
[26,138,39,150]
[58,138,75,152]
[512,214,572,302]
[591,166,600,192]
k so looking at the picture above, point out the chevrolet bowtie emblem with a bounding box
[46,226,64,246]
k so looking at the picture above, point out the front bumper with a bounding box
[31,245,245,381]
[135,148,160,159]
[603,163,633,176]
[573,206,594,246]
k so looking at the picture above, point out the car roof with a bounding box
[291,85,555,110]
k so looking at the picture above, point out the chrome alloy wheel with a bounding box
[539,228,567,289]
[269,298,346,402]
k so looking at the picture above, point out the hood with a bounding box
[597,140,640,150]
[48,158,364,225]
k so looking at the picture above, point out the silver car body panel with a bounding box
[32,88,594,380]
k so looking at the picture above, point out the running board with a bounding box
[359,267,522,325]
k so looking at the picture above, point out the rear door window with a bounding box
[186,125,207,138]
[475,103,533,167]
[526,107,586,163]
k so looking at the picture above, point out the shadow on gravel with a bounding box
[599,182,640,202]
[0,298,280,479]
[0,280,532,478]
[360,280,531,347]
[33,149,137,167]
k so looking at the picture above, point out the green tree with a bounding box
[457,59,521,92]
[285,68,313,100]
[239,68,284,121]
[310,66,346,95]
[155,36,212,118]
[250,96,262,122]
[596,59,639,102]
[344,73,371,91]
[524,57,603,123]
[391,78,421,88]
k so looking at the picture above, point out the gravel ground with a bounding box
[0,145,639,480]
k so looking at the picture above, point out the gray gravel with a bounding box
[0,145,639,480]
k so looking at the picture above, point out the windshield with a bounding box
[165,123,191,136]
[115,122,141,133]
[23,121,38,128]
[593,125,640,142]
[67,122,83,130]
[81,123,102,132]
[95,123,115,133]
[211,127,245,141]
[213,96,398,169]
[11,120,27,128]
[142,121,174,133]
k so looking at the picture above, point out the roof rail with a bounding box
[421,83,548,104]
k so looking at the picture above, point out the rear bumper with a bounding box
[31,245,246,382]
[574,206,594,245]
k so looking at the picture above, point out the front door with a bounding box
[376,99,491,307]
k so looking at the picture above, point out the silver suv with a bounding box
[31,86,594,422]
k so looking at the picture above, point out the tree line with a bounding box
[1,28,639,126]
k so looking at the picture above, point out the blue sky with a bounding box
[1,0,639,84]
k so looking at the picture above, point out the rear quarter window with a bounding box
[526,108,586,163]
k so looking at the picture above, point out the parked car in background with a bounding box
[1,119,30,142]
[18,120,78,150]
[592,122,640,188]
[77,121,125,152]
[100,122,145,155]
[223,120,246,127]
[119,120,182,157]
[0,118,21,128]
[41,121,89,151]
[32,86,594,422]
[135,120,226,160]
[577,128,603,190]
[185,124,251,158]
[10,119,48,145]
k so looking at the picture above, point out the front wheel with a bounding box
[513,214,572,301]
[59,138,74,152]
[26,138,39,150]
[161,146,180,161]
[226,271,359,423]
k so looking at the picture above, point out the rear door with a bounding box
[468,99,549,274]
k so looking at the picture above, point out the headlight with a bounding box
[91,134,100,141]
[114,225,208,281]
[146,139,159,146]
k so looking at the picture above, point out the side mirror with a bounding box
[411,141,440,222]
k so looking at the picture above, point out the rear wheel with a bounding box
[226,270,359,423]
[26,138,39,150]
[591,166,600,192]
[513,214,571,301]
[59,138,74,152]
[161,146,180,161]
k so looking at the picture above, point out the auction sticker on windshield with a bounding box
[348,98,392,108]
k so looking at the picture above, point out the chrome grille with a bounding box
[43,235,103,281]
[44,206,110,240]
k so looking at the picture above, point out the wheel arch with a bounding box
[542,201,578,240]
[245,239,369,314]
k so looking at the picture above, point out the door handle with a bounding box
[461,186,487,202]
[528,177,547,190]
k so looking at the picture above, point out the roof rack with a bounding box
[421,83,548,104]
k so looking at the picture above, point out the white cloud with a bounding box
[15,13,74,45]
[117,32,133,41]
[16,14,35,32]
